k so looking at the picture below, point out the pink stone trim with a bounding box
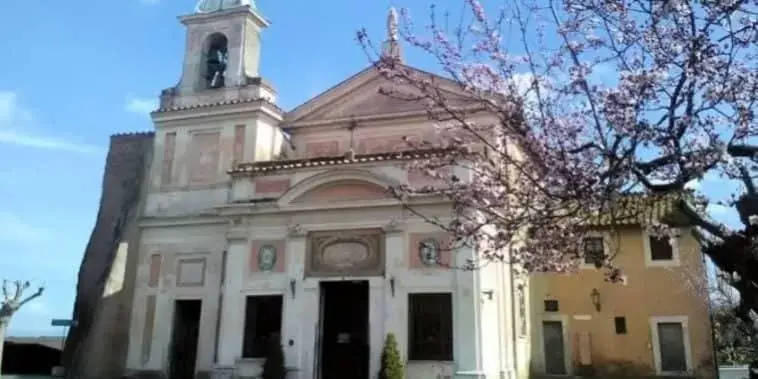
[254,178,291,195]
[147,254,161,288]
[408,232,452,269]
[188,132,221,185]
[250,240,286,273]
[306,140,340,157]
[161,132,176,186]
[292,180,390,203]
[233,124,245,163]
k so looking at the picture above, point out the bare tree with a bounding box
[357,0,758,321]
[0,280,44,373]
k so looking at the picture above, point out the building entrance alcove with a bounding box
[168,299,202,379]
[318,280,369,379]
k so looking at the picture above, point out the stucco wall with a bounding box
[528,227,714,377]
[63,132,154,379]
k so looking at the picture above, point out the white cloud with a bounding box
[707,203,729,215]
[24,300,47,315]
[125,97,158,116]
[0,211,49,247]
[0,91,103,153]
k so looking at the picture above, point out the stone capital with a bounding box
[287,224,308,238]
[382,217,405,234]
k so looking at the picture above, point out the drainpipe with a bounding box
[212,249,228,364]
[508,244,519,379]
[703,254,720,379]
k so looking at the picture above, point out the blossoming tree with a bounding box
[358,0,758,322]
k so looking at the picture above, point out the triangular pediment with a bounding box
[284,65,474,126]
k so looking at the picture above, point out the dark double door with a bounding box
[168,299,201,379]
[318,280,370,379]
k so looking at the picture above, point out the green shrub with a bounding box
[378,333,404,379]
[261,337,286,379]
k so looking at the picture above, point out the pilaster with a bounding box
[283,224,308,372]
[453,244,481,374]
[216,238,248,365]
[382,218,407,359]
[369,279,385,377]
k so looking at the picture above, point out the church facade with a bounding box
[117,2,714,379]
[124,2,526,379]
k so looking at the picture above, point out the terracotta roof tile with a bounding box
[587,192,690,227]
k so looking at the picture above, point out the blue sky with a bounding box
[0,0,427,336]
[0,0,740,336]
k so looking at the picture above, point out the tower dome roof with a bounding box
[195,0,255,14]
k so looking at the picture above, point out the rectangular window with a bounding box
[657,322,688,372]
[408,293,453,361]
[582,237,605,266]
[649,236,674,261]
[544,299,559,312]
[241,295,283,358]
[614,317,627,334]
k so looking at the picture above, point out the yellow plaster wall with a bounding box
[528,226,715,377]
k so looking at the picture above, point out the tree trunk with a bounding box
[0,320,7,375]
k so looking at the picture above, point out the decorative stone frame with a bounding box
[643,228,681,268]
[649,315,693,376]
[579,231,614,270]
[305,228,385,277]
[537,314,572,376]
[176,257,207,287]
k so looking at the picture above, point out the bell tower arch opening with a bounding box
[170,0,270,98]
[202,33,229,89]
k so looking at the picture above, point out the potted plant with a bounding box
[261,337,286,379]
[378,333,404,379]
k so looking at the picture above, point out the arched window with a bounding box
[203,33,229,89]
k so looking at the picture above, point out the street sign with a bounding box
[51,319,75,327]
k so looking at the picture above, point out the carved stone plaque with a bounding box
[177,258,206,287]
[306,229,384,277]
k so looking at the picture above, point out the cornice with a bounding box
[138,215,227,228]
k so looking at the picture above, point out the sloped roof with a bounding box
[587,192,691,227]
[284,64,478,126]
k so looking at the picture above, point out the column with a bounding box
[369,278,385,378]
[453,244,484,377]
[216,239,248,366]
[382,219,407,359]
[282,226,307,375]
[149,293,172,371]
[454,245,507,378]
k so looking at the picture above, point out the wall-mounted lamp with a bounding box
[482,289,494,300]
[290,279,296,299]
[389,276,396,297]
[590,288,601,312]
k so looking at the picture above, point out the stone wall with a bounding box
[62,132,154,379]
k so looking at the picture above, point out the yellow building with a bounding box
[527,195,716,378]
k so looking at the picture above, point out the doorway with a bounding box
[319,280,369,379]
[542,320,567,375]
[168,299,202,379]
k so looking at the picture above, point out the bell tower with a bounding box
[176,0,269,93]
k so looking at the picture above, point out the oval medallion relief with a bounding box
[419,238,441,266]
[258,245,278,272]
[321,241,370,269]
